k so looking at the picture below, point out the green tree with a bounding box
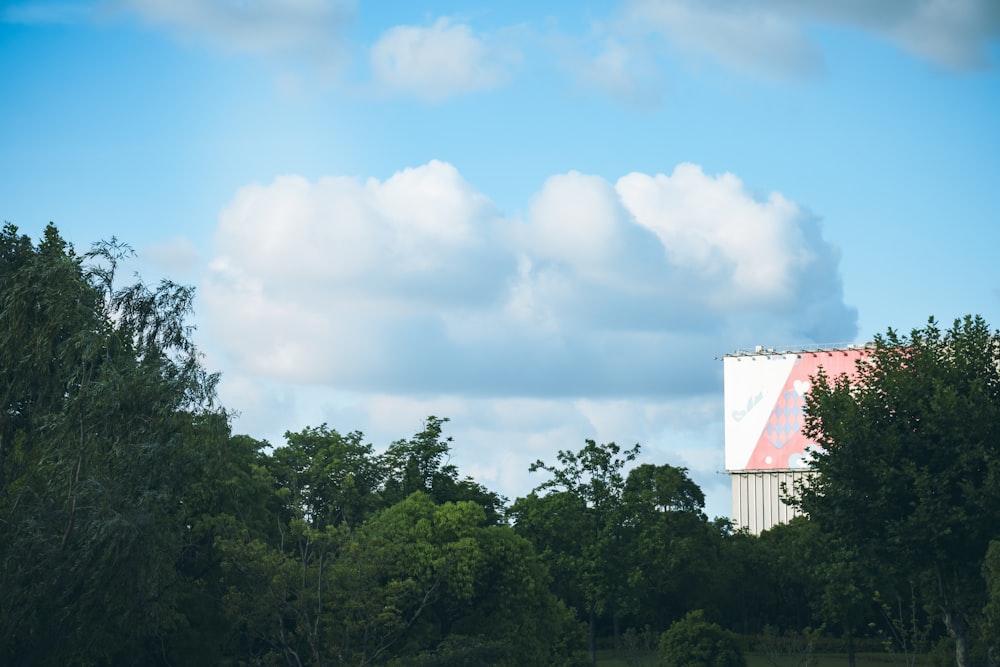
[220,491,583,666]
[517,439,639,663]
[714,528,770,635]
[272,424,386,530]
[381,416,505,524]
[753,519,823,633]
[657,610,745,667]
[981,540,1000,667]
[508,490,590,622]
[620,464,722,631]
[797,316,1000,667]
[0,224,224,664]
[806,530,871,667]
[220,418,582,666]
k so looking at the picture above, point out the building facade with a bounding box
[723,345,870,533]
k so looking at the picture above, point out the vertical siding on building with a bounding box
[730,470,813,534]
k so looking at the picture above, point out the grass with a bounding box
[594,648,656,666]
[595,649,923,667]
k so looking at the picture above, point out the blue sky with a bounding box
[3,0,999,519]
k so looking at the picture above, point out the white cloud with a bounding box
[369,18,520,101]
[203,161,513,386]
[524,171,627,270]
[203,160,856,401]
[99,3,521,96]
[110,0,354,65]
[619,0,1000,77]
[205,160,857,516]
[617,164,812,309]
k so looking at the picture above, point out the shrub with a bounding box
[658,610,746,667]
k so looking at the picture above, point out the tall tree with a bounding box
[271,425,386,530]
[220,418,582,666]
[983,540,1000,667]
[796,316,1000,667]
[381,416,505,524]
[620,464,722,631]
[0,224,223,664]
[516,439,639,663]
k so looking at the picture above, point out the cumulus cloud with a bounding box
[369,18,520,101]
[617,165,813,309]
[203,161,513,386]
[620,0,1000,77]
[205,160,857,515]
[203,160,856,401]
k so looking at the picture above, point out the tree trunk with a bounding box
[589,604,597,664]
[942,608,970,667]
[846,631,856,667]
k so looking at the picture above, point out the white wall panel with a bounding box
[730,470,813,534]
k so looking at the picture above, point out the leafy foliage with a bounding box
[982,540,1000,666]
[658,610,745,667]
[797,316,1000,667]
[6,224,998,666]
[0,223,226,664]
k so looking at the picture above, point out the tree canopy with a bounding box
[797,315,1000,667]
[3,223,997,666]
[0,223,224,664]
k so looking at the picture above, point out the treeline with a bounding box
[1,225,998,666]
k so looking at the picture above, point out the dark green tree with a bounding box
[753,519,823,633]
[508,490,590,623]
[620,464,722,631]
[219,490,584,666]
[713,528,769,635]
[796,315,1000,667]
[271,424,386,530]
[516,439,639,663]
[167,423,281,665]
[381,416,505,524]
[657,610,745,667]
[982,540,1000,667]
[220,418,582,666]
[0,223,224,664]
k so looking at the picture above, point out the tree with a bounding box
[620,464,722,631]
[219,491,584,666]
[0,223,224,664]
[271,425,386,530]
[657,610,745,667]
[516,439,639,663]
[381,416,505,524]
[508,490,590,621]
[796,316,1000,667]
[983,540,1000,667]
[804,527,871,667]
[752,519,823,634]
[220,418,583,666]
